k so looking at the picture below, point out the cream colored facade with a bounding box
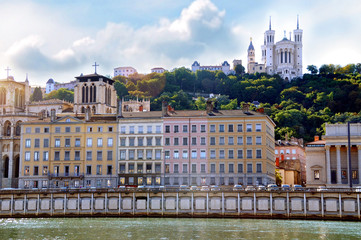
[27,99,73,116]
[306,123,361,187]
[19,115,118,189]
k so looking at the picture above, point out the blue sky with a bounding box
[1,0,360,86]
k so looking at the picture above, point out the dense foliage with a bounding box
[45,88,74,103]
[110,63,361,142]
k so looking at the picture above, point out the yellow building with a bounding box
[19,113,117,189]
[207,107,275,186]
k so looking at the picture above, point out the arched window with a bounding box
[81,107,85,113]
[281,51,283,63]
[93,85,96,102]
[289,52,291,64]
[90,85,93,103]
[285,51,287,63]
[105,87,108,105]
[82,85,86,103]
[15,121,21,136]
[85,86,89,103]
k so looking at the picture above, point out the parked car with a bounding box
[137,185,146,191]
[353,186,361,192]
[292,185,304,191]
[245,186,256,192]
[316,186,328,192]
[233,184,243,191]
[179,185,190,191]
[281,184,291,191]
[256,185,266,191]
[210,185,221,191]
[200,186,210,191]
[267,184,279,191]
[190,186,199,191]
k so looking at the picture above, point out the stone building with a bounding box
[191,61,232,75]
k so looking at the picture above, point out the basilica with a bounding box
[248,17,303,81]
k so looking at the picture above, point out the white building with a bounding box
[151,67,166,74]
[248,16,303,81]
[114,67,137,77]
[191,61,232,75]
[46,78,55,94]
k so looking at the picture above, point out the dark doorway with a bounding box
[331,170,337,184]
[14,156,19,178]
[3,157,9,178]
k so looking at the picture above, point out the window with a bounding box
[25,139,31,148]
[200,150,206,159]
[65,127,71,133]
[34,151,39,161]
[246,136,252,145]
[182,150,188,159]
[120,138,126,146]
[65,138,70,147]
[86,151,92,160]
[219,150,225,159]
[55,127,61,133]
[43,151,49,161]
[256,163,262,173]
[107,165,112,175]
[75,151,80,160]
[237,124,243,132]
[54,139,60,147]
[146,164,151,173]
[105,150,112,161]
[34,139,40,148]
[156,125,161,133]
[247,163,253,173]
[292,149,296,154]
[54,151,60,161]
[286,149,290,154]
[147,137,152,146]
[137,164,143,173]
[155,164,161,173]
[174,138,179,146]
[86,165,92,175]
[174,164,179,173]
[247,150,252,159]
[191,150,197,159]
[219,163,225,173]
[256,136,262,145]
[96,165,102,175]
[97,151,102,161]
[211,164,216,173]
[97,138,103,147]
[229,163,234,173]
[107,138,113,147]
[256,149,262,159]
[314,170,320,180]
[76,127,81,133]
[155,137,161,146]
[229,149,234,159]
[210,137,216,145]
[201,125,206,133]
[182,164,188,173]
[280,150,284,154]
[218,124,224,133]
[173,150,179,159]
[75,138,81,147]
[165,125,170,133]
[200,137,206,145]
[155,150,161,160]
[137,137,143,146]
[129,150,135,160]
[256,124,262,132]
[120,150,126,160]
[165,138,170,146]
[120,126,126,134]
[127,137,134,146]
[64,151,70,160]
[192,164,197,173]
[174,125,179,133]
[237,149,243,159]
[228,137,234,145]
[119,164,125,173]
[43,139,49,148]
[137,150,143,159]
[191,137,197,145]
[201,164,206,173]
[246,124,252,132]
[210,150,216,159]
[87,138,92,147]
[228,124,234,132]
[42,166,48,176]
[238,163,243,173]
[192,125,197,133]
[147,126,152,133]
[237,137,243,145]
[182,125,188,133]
[210,125,216,133]
[219,137,225,145]
[44,127,49,133]
[183,137,188,146]
[275,150,278,154]
[129,126,135,134]
[24,166,30,175]
[165,151,170,159]
[108,127,113,132]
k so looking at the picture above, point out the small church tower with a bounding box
[293,15,303,76]
[247,38,255,73]
[264,17,275,75]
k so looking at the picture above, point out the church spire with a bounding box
[297,15,299,29]
[269,16,271,30]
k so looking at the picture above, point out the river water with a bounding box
[0,218,360,239]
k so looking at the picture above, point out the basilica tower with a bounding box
[293,15,303,77]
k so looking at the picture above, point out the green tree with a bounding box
[45,88,74,102]
[195,97,207,110]
[114,81,128,98]
[307,65,318,74]
[30,87,43,102]
[234,64,245,75]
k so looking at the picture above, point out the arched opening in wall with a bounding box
[90,85,93,103]
[82,84,86,103]
[15,121,21,136]
[85,85,89,103]
[81,107,85,113]
[285,77,289,82]
[2,145,6,152]
[105,87,108,105]
[92,106,96,114]
[3,156,9,178]
[93,85,96,102]
[14,155,19,178]
[4,121,11,136]
[14,144,20,152]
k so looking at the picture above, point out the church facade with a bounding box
[248,17,303,81]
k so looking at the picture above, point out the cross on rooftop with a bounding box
[92,62,99,74]
[5,67,11,78]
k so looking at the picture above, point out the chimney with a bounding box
[50,109,56,122]
[314,136,320,141]
[162,101,168,117]
[206,99,213,114]
[242,103,250,113]
[85,108,91,121]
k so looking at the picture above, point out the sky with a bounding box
[1,0,361,86]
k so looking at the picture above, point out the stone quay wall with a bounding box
[0,189,360,220]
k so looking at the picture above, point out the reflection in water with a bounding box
[0,218,361,239]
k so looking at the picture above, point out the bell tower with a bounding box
[293,15,303,77]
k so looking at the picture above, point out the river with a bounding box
[0,218,361,239]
